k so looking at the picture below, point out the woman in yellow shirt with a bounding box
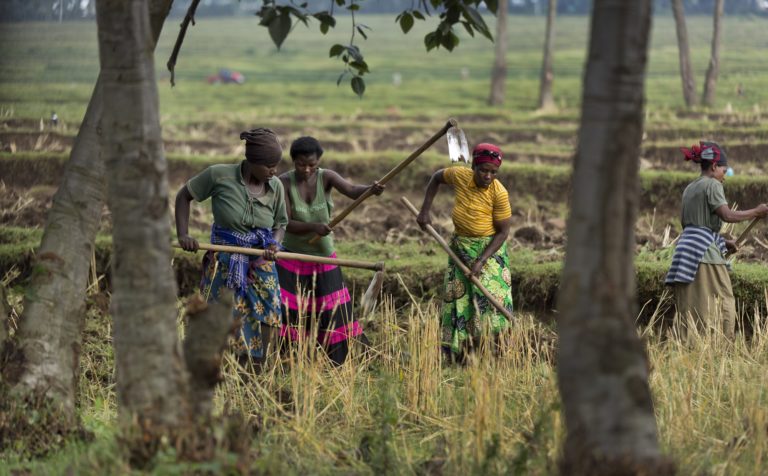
[417,143,513,361]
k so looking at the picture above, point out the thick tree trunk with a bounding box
[95,0,187,463]
[701,0,724,107]
[557,1,673,474]
[487,0,508,106]
[537,0,558,111]
[671,0,697,108]
[1,0,172,422]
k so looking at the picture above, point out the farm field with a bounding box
[2,13,768,475]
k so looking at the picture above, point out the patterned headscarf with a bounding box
[680,141,728,166]
[240,128,283,165]
[471,143,503,167]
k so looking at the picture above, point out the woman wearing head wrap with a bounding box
[417,143,514,361]
[275,136,384,365]
[175,128,288,366]
[665,141,768,338]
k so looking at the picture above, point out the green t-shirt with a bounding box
[186,162,288,234]
[681,176,728,264]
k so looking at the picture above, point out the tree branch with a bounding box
[166,0,202,87]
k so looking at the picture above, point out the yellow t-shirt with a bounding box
[443,166,511,237]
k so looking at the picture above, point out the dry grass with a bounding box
[3,290,766,474]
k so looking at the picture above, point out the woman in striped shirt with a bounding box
[417,143,514,361]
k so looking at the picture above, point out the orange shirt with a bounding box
[443,166,511,237]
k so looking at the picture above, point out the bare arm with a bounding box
[471,217,512,276]
[416,169,446,230]
[325,169,384,199]
[175,184,199,251]
[715,203,768,223]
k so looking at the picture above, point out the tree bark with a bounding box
[95,0,187,463]
[1,0,173,422]
[556,1,673,474]
[537,0,558,111]
[0,286,8,346]
[701,0,724,107]
[671,0,697,108]
[487,0,508,106]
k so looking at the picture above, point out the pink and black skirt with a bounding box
[276,252,363,355]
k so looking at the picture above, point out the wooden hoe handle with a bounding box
[308,118,458,244]
[399,197,514,321]
[735,217,761,247]
[174,243,384,271]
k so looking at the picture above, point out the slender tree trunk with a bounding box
[557,1,673,474]
[1,0,172,422]
[95,0,188,463]
[671,0,697,108]
[702,0,724,107]
[0,286,8,345]
[487,0,508,106]
[537,0,558,110]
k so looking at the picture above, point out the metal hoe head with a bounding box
[446,126,470,164]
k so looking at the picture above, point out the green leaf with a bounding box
[349,60,369,74]
[337,71,348,86]
[268,11,292,50]
[351,76,365,98]
[257,6,277,26]
[412,10,425,20]
[485,0,499,15]
[399,12,414,34]
[348,3,360,11]
[356,26,368,40]
[440,31,459,52]
[461,21,475,37]
[462,6,492,41]
[424,31,438,51]
[329,44,345,57]
[346,45,363,62]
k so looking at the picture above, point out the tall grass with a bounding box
[3,290,768,473]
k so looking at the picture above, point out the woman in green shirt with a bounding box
[276,136,383,365]
[665,141,768,338]
[175,128,288,365]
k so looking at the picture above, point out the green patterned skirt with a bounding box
[442,235,513,353]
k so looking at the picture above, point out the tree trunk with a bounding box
[1,0,172,422]
[556,1,673,474]
[537,0,558,111]
[95,0,187,464]
[701,0,724,107]
[671,0,697,108]
[0,286,8,345]
[487,0,508,106]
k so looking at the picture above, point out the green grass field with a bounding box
[2,13,768,475]
[2,15,768,123]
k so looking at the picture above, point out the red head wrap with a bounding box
[472,143,502,167]
[680,141,727,166]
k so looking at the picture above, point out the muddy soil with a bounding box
[4,182,768,264]
[3,113,767,261]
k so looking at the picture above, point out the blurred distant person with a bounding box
[50,111,59,127]
[665,141,768,339]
